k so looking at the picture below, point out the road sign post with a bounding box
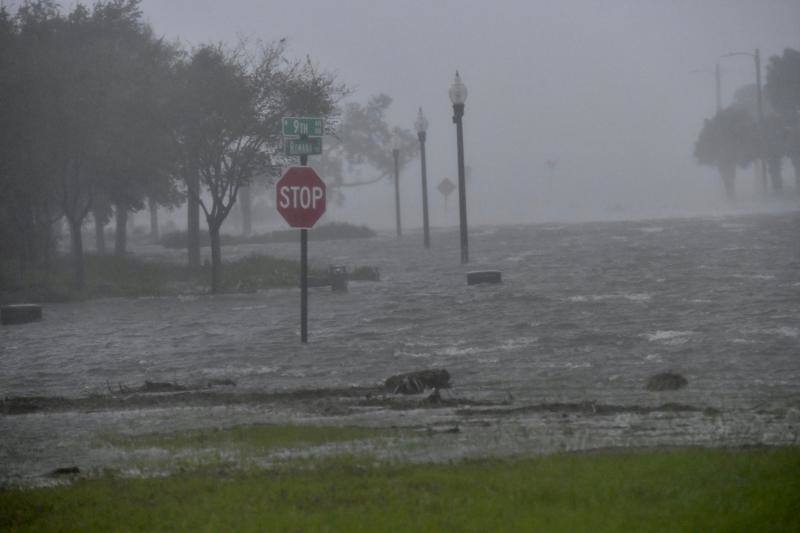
[276,166,326,343]
[438,178,456,209]
[280,117,325,343]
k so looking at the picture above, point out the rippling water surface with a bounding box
[2,211,800,483]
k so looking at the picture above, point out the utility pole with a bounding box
[392,135,402,238]
[755,48,767,192]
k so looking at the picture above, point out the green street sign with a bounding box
[282,117,324,138]
[285,137,323,156]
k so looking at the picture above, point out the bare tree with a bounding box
[174,42,347,292]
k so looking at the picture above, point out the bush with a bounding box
[220,254,305,291]
[158,223,376,249]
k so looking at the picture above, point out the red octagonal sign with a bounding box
[276,166,326,229]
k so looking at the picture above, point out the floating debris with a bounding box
[1,304,42,325]
[206,378,237,388]
[349,266,380,282]
[385,369,451,395]
[467,271,502,285]
[49,466,80,476]
[645,372,688,391]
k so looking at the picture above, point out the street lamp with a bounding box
[721,49,767,192]
[449,71,469,264]
[415,107,431,248]
[391,132,402,237]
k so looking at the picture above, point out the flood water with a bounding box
[2,210,800,485]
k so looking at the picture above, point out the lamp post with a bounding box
[449,71,469,264]
[721,49,767,192]
[391,133,402,237]
[415,108,431,248]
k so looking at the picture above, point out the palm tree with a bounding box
[694,107,758,199]
[766,48,800,191]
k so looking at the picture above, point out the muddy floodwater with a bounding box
[2,211,800,485]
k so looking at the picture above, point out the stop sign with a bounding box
[276,166,326,228]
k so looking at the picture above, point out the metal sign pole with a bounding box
[299,154,309,343]
[280,117,324,344]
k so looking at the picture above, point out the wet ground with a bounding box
[2,210,800,486]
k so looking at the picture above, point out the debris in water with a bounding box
[645,372,688,391]
[425,388,442,404]
[466,271,502,285]
[1,304,42,325]
[349,266,380,281]
[385,369,451,394]
[49,466,80,476]
[206,378,237,388]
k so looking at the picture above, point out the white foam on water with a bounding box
[498,337,539,350]
[394,350,431,359]
[568,293,651,303]
[401,339,440,348]
[505,250,537,262]
[538,361,593,369]
[766,327,799,338]
[231,304,270,311]
[437,345,485,356]
[622,293,653,302]
[202,365,278,377]
[433,336,539,357]
[731,274,776,280]
[638,226,664,233]
[644,331,693,345]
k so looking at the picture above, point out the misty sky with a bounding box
[24,0,800,229]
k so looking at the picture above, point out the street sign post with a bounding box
[282,117,324,138]
[280,117,325,343]
[276,166,327,343]
[438,178,456,208]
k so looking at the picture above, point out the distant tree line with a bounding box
[0,0,347,293]
[695,49,800,199]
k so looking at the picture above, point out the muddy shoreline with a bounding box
[2,382,798,488]
[0,382,758,419]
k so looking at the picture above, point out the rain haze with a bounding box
[131,0,800,228]
[2,0,800,524]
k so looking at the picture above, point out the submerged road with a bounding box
[2,210,799,484]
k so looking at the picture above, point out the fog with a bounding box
[4,0,800,499]
[136,1,798,228]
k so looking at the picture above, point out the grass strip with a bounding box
[97,424,398,452]
[2,446,798,531]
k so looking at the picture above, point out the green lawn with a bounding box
[96,423,398,453]
[2,445,798,532]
